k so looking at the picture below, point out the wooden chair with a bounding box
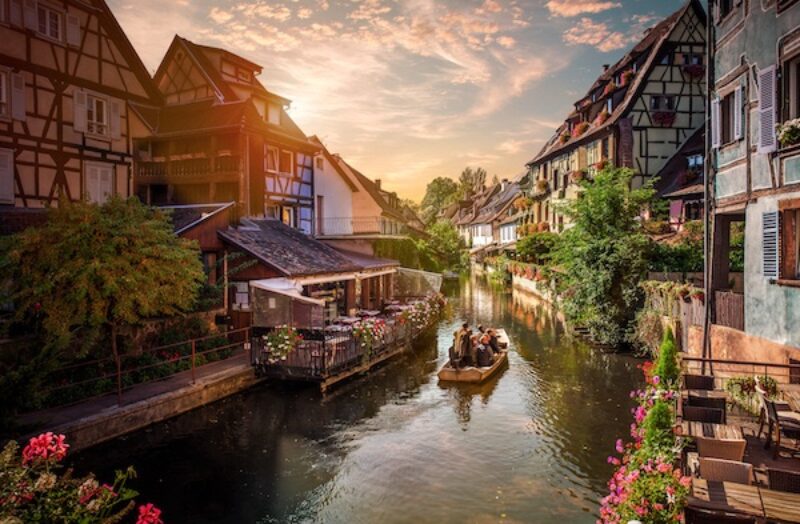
[686,395,727,424]
[684,507,756,524]
[683,405,725,424]
[765,399,800,459]
[698,457,753,484]
[696,437,746,461]
[684,374,716,391]
[767,468,800,493]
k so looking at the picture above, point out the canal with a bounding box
[74,277,642,523]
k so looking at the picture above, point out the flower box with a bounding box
[620,69,634,86]
[681,64,705,80]
[603,83,615,96]
[778,119,800,147]
[594,109,611,126]
[559,132,571,144]
[572,122,590,138]
[570,170,586,183]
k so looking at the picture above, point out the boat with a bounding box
[437,329,510,384]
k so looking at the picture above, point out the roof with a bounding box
[146,99,253,135]
[158,202,235,234]
[341,160,407,222]
[663,183,704,198]
[218,218,362,277]
[334,249,400,270]
[0,208,48,236]
[527,0,705,166]
[654,126,705,197]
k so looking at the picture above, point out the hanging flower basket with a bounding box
[263,325,303,363]
[652,111,676,127]
[682,64,705,80]
[572,122,590,138]
[778,119,800,147]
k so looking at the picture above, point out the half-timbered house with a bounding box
[522,0,706,231]
[704,0,800,365]
[133,36,318,234]
[0,0,161,209]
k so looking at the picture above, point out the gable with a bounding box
[155,41,218,105]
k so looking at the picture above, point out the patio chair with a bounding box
[696,437,746,462]
[684,507,756,524]
[685,396,727,424]
[767,467,800,493]
[765,399,800,459]
[698,457,753,484]
[684,374,716,391]
[683,405,725,424]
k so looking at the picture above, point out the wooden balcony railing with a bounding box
[136,156,241,178]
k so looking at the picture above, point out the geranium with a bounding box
[594,109,611,126]
[262,325,303,364]
[21,432,68,465]
[137,503,164,524]
[572,122,590,138]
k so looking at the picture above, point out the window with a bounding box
[687,154,704,170]
[683,53,703,66]
[265,145,279,173]
[315,156,324,170]
[650,95,675,112]
[237,69,250,82]
[267,103,280,125]
[265,205,279,219]
[784,54,800,121]
[0,148,14,204]
[718,0,734,20]
[280,206,295,228]
[279,150,293,175]
[0,70,7,117]
[776,205,800,281]
[719,92,737,145]
[659,52,671,65]
[84,162,113,204]
[86,95,107,136]
[37,3,62,41]
[232,282,250,311]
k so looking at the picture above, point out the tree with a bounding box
[551,167,655,346]
[420,177,459,223]
[457,167,487,199]
[0,197,205,362]
[516,232,558,264]
[425,220,464,270]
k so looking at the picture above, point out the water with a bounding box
[73,277,642,523]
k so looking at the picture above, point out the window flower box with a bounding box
[572,122,590,138]
[681,63,705,80]
[594,109,611,126]
[559,131,571,144]
[778,119,800,147]
[620,69,635,86]
[603,83,615,96]
[652,110,676,127]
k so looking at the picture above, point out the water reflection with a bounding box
[73,278,641,524]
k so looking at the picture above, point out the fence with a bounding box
[682,356,800,388]
[40,327,250,408]
[714,290,745,331]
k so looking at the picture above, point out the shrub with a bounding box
[654,327,680,388]
[516,232,559,264]
[642,400,675,453]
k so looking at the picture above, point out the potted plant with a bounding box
[778,119,800,147]
[621,69,634,86]
[572,122,590,138]
[690,289,705,303]
[538,222,550,232]
[570,170,586,183]
[603,82,615,96]
[263,325,303,363]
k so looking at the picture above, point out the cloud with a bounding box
[561,17,631,52]
[545,0,621,17]
[496,35,515,48]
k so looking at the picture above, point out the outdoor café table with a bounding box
[336,316,360,325]
[761,485,800,523]
[681,420,744,440]
[689,479,764,519]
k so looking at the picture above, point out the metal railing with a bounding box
[39,327,251,408]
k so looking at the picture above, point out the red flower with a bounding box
[137,503,164,524]
[22,433,69,465]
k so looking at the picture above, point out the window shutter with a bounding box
[66,14,81,47]
[9,0,22,26]
[711,97,721,149]
[0,149,15,204]
[73,90,87,133]
[84,164,98,202]
[22,0,36,30]
[763,211,780,279]
[10,73,26,121]
[758,66,777,154]
[734,85,744,141]
[109,99,122,139]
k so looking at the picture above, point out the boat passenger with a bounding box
[476,335,494,367]
[487,329,500,354]
[452,323,470,368]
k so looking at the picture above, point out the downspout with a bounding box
[702,0,716,375]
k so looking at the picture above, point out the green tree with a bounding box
[516,231,558,264]
[420,177,459,223]
[457,167,487,199]
[0,197,205,361]
[425,220,464,270]
[655,327,680,387]
[551,167,655,346]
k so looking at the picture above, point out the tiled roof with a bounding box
[158,202,235,234]
[334,249,400,270]
[218,218,362,277]
[654,126,705,198]
[528,0,703,166]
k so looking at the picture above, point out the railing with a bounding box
[39,327,251,408]
[714,290,745,331]
[682,356,800,388]
[136,156,241,178]
[317,216,407,236]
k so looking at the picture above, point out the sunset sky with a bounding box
[110,0,688,201]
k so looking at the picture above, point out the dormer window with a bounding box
[687,154,703,170]
[267,103,280,125]
[237,70,251,82]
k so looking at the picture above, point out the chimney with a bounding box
[375,179,382,190]
[501,178,508,191]
[603,64,610,72]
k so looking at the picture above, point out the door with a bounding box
[85,163,114,203]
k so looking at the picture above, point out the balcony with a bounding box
[136,156,241,184]
[316,216,407,238]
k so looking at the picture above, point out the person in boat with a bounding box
[476,334,494,367]
[486,329,500,354]
[452,323,471,368]
[477,325,485,334]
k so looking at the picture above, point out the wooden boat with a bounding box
[438,329,510,384]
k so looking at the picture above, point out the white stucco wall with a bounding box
[313,155,353,235]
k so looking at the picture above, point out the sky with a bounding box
[110,0,688,201]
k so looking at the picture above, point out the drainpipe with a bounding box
[702,0,716,376]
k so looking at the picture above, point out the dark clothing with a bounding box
[458,331,473,366]
[476,345,493,367]
[488,335,500,354]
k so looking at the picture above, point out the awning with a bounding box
[250,278,325,306]
[293,273,358,286]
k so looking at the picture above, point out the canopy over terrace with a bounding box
[250,278,325,331]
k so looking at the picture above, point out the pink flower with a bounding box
[615,439,624,454]
[137,503,164,524]
[652,375,661,385]
[22,433,69,465]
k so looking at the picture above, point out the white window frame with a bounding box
[83,161,114,204]
[232,282,250,311]
[280,206,295,228]
[267,103,280,125]
[265,145,279,173]
[36,2,63,42]
[86,94,108,137]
